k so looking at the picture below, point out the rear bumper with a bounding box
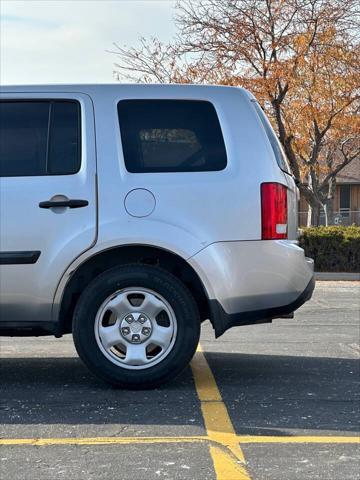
[209,275,315,336]
[189,240,315,337]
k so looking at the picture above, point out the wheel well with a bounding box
[58,245,211,334]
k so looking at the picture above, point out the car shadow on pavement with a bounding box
[0,353,358,435]
[204,352,359,435]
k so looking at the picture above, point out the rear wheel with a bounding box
[72,264,200,389]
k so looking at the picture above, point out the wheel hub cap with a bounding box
[120,312,153,344]
[94,287,177,370]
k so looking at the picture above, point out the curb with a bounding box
[315,272,360,281]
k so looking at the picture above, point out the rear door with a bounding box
[0,92,97,325]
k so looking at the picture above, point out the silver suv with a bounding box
[0,84,314,388]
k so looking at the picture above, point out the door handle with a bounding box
[39,199,89,209]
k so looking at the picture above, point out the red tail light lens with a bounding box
[261,182,288,240]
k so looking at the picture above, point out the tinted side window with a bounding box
[0,100,81,177]
[0,102,49,176]
[252,101,290,173]
[48,102,81,175]
[118,100,227,173]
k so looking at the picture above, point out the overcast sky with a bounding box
[0,0,177,84]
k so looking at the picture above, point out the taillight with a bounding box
[261,182,288,240]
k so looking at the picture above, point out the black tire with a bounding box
[72,264,200,389]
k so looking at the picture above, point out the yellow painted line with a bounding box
[191,345,251,480]
[1,435,358,447]
[0,436,207,447]
[237,436,360,444]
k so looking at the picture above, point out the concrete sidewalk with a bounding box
[315,272,360,281]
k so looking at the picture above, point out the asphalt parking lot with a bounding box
[1,281,359,480]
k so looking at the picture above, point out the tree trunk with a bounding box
[323,178,336,226]
[323,203,328,226]
[307,201,321,226]
[303,172,321,227]
[323,199,335,226]
[307,203,312,227]
[313,204,321,226]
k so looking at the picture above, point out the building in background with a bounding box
[299,158,360,226]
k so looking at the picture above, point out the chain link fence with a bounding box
[299,210,360,227]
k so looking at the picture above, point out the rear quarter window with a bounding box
[117,100,227,173]
[252,101,291,174]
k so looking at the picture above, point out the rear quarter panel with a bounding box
[92,85,286,255]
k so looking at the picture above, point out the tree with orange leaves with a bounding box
[111,0,359,225]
